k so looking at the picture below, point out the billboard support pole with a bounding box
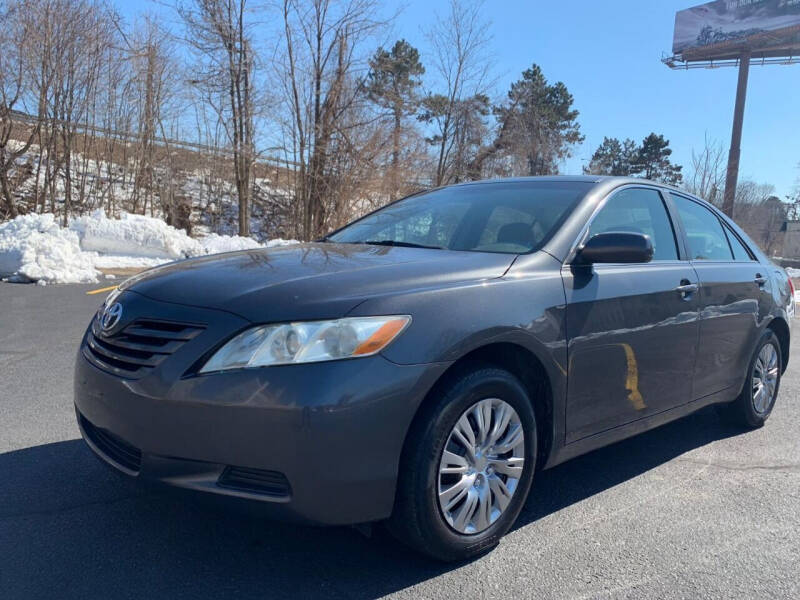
[722,51,751,218]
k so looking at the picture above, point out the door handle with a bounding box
[675,280,698,298]
[754,274,768,287]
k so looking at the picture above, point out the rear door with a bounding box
[670,193,767,399]
[563,186,701,442]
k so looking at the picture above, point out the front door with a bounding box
[563,187,700,443]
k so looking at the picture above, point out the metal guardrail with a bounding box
[5,109,298,169]
[4,109,435,191]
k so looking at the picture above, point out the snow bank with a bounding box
[91,254,169,270]
[198,232,262,255]
[0,210,299,284]
[70,210,297,259]
[71,210,202,259]
[0,214,99,284]
[264,238,301,248]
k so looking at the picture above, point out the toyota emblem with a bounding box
[100,302,123,332]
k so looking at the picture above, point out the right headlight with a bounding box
[199,315,411,373]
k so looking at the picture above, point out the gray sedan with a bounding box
[75,176,793,561]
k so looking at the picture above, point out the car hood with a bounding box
[123,242,517,322]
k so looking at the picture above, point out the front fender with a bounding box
[349,251,569,460]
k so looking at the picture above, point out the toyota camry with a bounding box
[75,176,793,561]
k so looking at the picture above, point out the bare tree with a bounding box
[421,0,493,186]
[686,134,726,207]
[787,163,800,221]
[46,0,115,224]
[179,0,257,236]
[279,0,384,240]
[93,32,134,216]
[734,180,786,255]
[121,17,177,217]
[0,0,53,218]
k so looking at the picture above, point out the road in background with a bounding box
[1,282,799,599]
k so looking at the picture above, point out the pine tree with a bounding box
[585,133,683,185]
[584,137,637,176]
[633,133,683,185]
[469,64,583,178]
[365,40,425,198]
[496,65,583,175]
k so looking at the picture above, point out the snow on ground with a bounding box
[0,214,98,284]
[0,211,298,284]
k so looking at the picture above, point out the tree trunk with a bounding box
[0,168,19,218]
[392,109,401,199]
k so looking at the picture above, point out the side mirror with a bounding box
[576,231,654,264]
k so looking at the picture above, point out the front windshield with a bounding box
[327,181,591,254]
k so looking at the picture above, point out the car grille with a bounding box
[79,413,142,474]
[83,318,205,378]
[217,466,291,498]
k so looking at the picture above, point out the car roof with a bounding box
[447,175,703,207]
[448,175,604,186]
[447,175,683,192]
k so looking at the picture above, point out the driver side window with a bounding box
[587,188,679,261]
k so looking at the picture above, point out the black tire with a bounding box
[387,366,537,562]
[716,329,782,429]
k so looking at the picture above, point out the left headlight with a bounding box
[199,315,411,373]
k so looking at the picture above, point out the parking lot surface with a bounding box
[1,282,798,599]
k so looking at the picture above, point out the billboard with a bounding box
[673,0,800,55]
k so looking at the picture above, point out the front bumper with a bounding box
[74,292,449,525]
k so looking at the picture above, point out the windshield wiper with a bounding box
[362,240,445,250]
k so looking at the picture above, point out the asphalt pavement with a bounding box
[1,281,799,599]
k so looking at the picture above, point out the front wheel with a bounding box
[717,329,782,428]
[388,366,537,561]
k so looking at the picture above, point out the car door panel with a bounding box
[562,186,700,443]
[688,263,767,397]
[563,262,700,442]
[670,194,766,399]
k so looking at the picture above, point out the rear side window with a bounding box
[671,195,732,261]
[587,188,678,260]
[724,227,754,262]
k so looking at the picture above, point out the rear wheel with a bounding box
[388,366,537,561]
[717,329,782,428]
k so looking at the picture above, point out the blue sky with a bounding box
[392,0,800,199]
[118,0,800,199]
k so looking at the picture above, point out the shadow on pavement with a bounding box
[0,406,741,599]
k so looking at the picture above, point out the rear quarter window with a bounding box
[723,226,755,262]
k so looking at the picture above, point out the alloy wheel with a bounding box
[437,398,526,535]
[752,343,779,415]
